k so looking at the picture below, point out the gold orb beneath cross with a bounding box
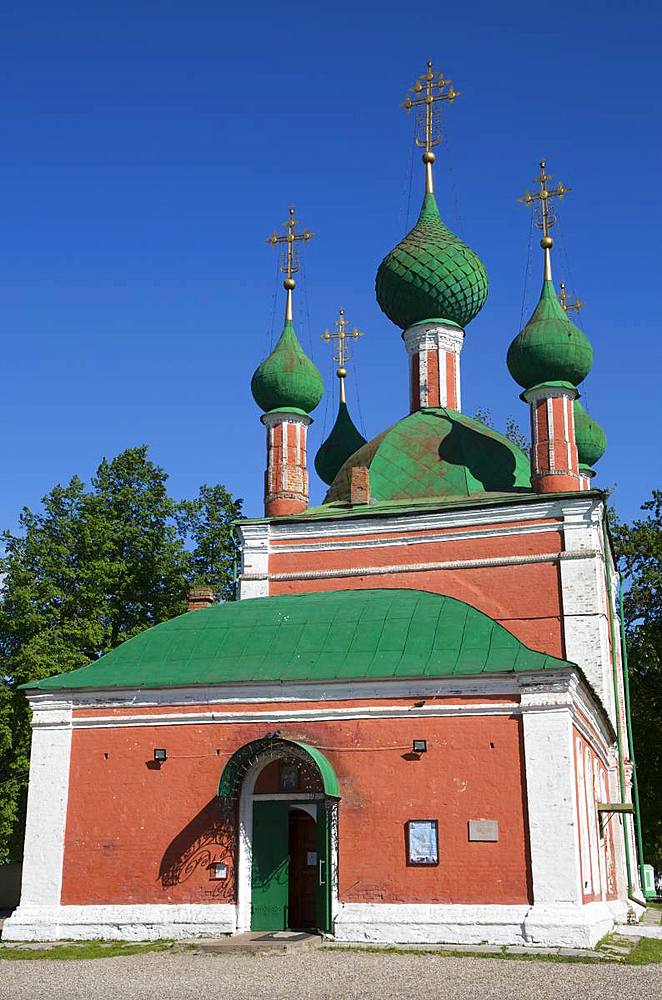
[540,236,554,250]
[283,277,296,290]
[336,367,347,379]
[422,150,436,165]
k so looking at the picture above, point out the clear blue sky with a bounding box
[1,0,660,531]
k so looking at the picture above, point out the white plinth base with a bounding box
[2,903,236,942]
[333,901,627,949]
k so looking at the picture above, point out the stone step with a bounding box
[192,931,322,955]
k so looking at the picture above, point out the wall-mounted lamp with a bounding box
[153,748,167,762]
[412,739,427,754]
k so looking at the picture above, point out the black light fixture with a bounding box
[412,739,427,754]
[153,748,167,762]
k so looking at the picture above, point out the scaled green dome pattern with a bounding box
[375,193,488,330]
[24,588,573,691]
[507,281,594,390]
[251,319,324,414]
[315,400,367,486]
[574,400,607,467]
[325,408,531,504]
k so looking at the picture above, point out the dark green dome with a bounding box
[375,193,488,331]
[574,400,606,467]
[251,319,323,414]
[507,281,594,390]
[315,400,367,486]
[325,408,531,504]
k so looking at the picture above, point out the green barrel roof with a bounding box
[375,192,488,331]
[507,280,594,390]
[23,588,573,692]
[251,319,324,414]
[574,400,607,467]
[315,399,367,486]
[325,408,531,504]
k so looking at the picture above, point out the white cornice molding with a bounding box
[403,322,465,355]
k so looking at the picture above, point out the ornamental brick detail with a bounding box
[525,385,581,494]
[404,322,464,412]
[262,412,312,516]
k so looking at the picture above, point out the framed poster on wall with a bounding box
[406,819,439,866]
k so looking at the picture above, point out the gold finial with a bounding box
[518,160,570,281]
[265,206,315,322]
[559,281,585,314]
[402,59,460,195]
[320,308,364,403]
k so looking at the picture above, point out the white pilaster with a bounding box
[236,522,270,599]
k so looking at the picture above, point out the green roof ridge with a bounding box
[507,280,593,390]
[22,588,575,692]
[314,399,367,486]
[251,319,324,414]
[375,192,488,331]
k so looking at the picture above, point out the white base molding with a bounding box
[2,903,236,942]
[333,901,627,949]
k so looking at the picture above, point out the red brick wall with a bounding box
[61,708,531,907]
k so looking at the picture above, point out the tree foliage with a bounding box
[473,408,529,452]
[0,446,241,862]
[612,491,662,871]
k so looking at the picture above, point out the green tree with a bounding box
[0,446,241,862]
[612,491,662,871]
[473,408,529,452]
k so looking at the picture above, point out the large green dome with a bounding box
[574,400,606,467]
[315,400,367,486]
[251,319,324,414]
[507,281,593,390]
[375,193,488,331]
[325,408,531,504]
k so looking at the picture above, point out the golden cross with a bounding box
[321,308,364,403]
[559,281,585,314]
[518,160,570,279]
[265,206,315,320]
[402,60,460,194]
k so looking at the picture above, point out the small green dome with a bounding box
[251,319,323,414]
[574,400,607,467]
[375,193,488,331]
[315,400,367,486]
[325,408,531,504]
[507,281,594,390]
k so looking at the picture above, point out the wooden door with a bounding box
[288,808,318,929]
[251,800,289,930]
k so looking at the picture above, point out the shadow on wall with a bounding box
[439,418,529,493]
[0,863,22,910]
[159,798,236,901]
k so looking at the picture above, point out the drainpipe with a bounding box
[602,516,633,899]
[618,580,646,893]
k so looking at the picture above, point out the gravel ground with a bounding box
[1,949,661,1000]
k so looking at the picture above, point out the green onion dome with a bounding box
[375,193,488,331]
[573,400,607,467]
[507,280,594,390]
[251,319,324,414]
[315,400,367,486]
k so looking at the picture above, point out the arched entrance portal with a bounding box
[218,737,339,934]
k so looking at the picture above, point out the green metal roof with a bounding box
[574,400,607,467]
[507,280,593,390]
[314,399,367,486]
[251,319,324,414]
[375,192,488,331]
[325,408,531,504]
[218,738,339,798]
[24,589,574,692]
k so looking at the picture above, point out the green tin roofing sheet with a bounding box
[25,588,574,692]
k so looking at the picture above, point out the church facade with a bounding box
[5,62,643,947]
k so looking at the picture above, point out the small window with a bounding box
[406,820,439,866]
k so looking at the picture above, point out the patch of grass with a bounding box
[625,938,662,965]
[322,944,608,965]
[0,940,174,961]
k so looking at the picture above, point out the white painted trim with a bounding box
[2,903,236,942]
[261,411,311,429]
[243,547,602,584]
[546,397,555,470]
[269,520,563,555]
[15,702,72,911]
[333,900,619,948]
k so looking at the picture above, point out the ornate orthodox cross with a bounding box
[321,308,364,402]
[518,161,571,278]
[402,60,460,193]
[265,207,315,320]
[559,281,585,314]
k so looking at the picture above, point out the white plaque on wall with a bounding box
[468,819,499,842]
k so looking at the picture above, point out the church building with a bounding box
[5,61,644,947]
